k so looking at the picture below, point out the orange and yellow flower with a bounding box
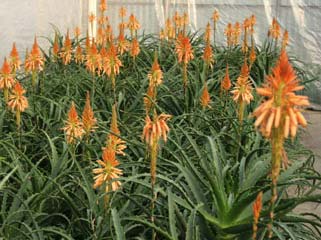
[231,61,253,104]
[59,30,72,65]
[253,51,309,138]
[203,43,214,68]
[175,34,194,64]
[25,37,44,73]
[52,34,60,60]
[105,104,127,156]
[221,65,232,92]
[9,42,21,72]
[8,81,28,129]
[269,18,281,40]
[130,38,140,59]
[93,146,123,192]
[200,83,211,108]
[0,58,16,102]
[82,91,97,136]
[225,23,234,47]
[62,102,84,144]
[142,113,171,146]
[252,192,263,240]
[102,44,122,80]
[85,41,101,75]
[7,81,28,113]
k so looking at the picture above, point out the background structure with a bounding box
[0,0,320,103]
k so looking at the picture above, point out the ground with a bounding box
[295,109,321,215]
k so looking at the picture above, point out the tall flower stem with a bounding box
[150,137,158,240]
[91,73,95,103]
[183,62,188,94]
[32,71,37,91]
[268,123,284,239]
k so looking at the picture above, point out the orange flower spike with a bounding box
[144,85,156,114]
[212,9,220,23]
[52,34,60,60]
[221,65,232,92]
[130,38,140,59]
[99,0,107,13]
[102,43,122,79]
[250,15,256,34]
[119,6,127,19]
[282,30,289,50]
[85,32,91,53]
[0,58,16,102]
[82,91,97,135]
[93,146,123,192]
[7,81,28,113]
[233,22,241,46]
[89,13,96,24]
[231,61,253,104]
[175,34,194,64]
[165,18,175,39]
[253,51,309,139]
[9,42,21,72]
[203,43,214,69]
[98,16,107,27]
[148,55,163,87]
[85,41,101,75]
[270,18,281,40]
[60,30,72,65]
[249,46,256,66]
[62,102,84,144]
[128,14,140,38]
[252,192,263,240]
[142,113,171,146]
[97,27,105,45]
[74,27,81,40]
[105,104,127,156]
[200,83,211,108]
[117,31,129,55]
[25,37,44,73]
[7,81,28,129]
[75,45,84,64]
[224,23,233,47]
[204,22,211,43]
[105,24,113,44]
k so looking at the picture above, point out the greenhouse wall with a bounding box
[0,0,320,103]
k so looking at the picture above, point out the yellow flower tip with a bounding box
[7,81,28,113]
